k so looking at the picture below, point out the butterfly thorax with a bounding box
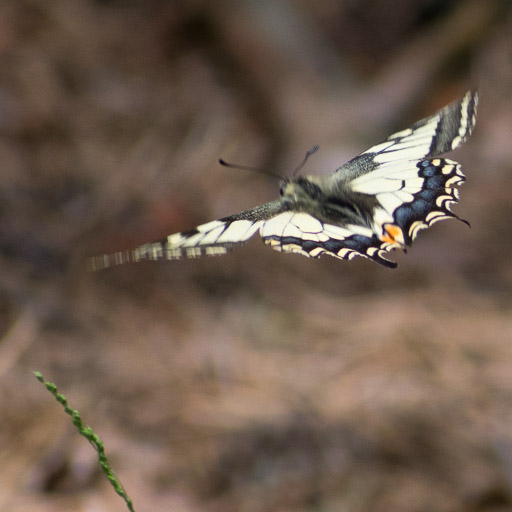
[280,176,378,228]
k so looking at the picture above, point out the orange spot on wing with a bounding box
[381,224,404,246]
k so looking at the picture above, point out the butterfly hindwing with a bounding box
[260,211,398,267]
[386,158,467,245]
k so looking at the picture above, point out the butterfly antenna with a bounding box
[293,145,319,177]
[218,158,284,180]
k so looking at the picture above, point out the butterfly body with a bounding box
[279,176,378,228]
[91,91,478,270]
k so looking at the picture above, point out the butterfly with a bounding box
[91,90,478,270]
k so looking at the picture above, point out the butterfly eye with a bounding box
[279,180,290,196]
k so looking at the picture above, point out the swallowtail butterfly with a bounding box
[91,90,477,270]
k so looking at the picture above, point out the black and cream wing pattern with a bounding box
[91,90,478,270]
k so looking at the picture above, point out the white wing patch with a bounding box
[216,219,260,243]
[166,219,260,248]
[451,91,472,149]
[260,212,373,245]
[351,160,425,224]
[165,218,262,253]
[261,212,329,242]
[366,121,438,165]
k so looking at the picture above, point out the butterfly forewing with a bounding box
[89,201,284,270]
[337,90,478,179]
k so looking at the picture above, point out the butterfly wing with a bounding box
[89,200,287,270]
[337,90,478,179]
[316,90,478,266]
[259,210,399,267]
[91,91,477,270]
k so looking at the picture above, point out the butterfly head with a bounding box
[280,176,324,203]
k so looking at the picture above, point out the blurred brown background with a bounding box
[1,1,512,511]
